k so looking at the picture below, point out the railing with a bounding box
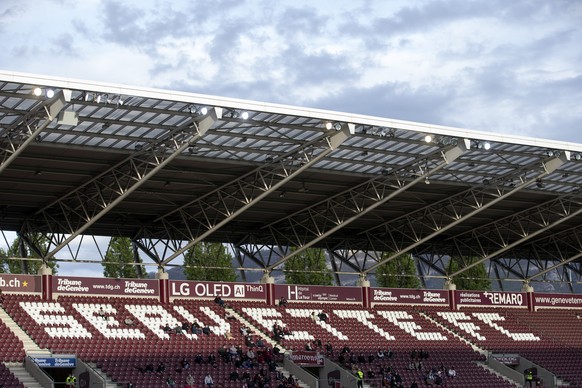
[283,353,320,388]
[25,355,56,388]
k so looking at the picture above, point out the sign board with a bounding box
[370,288,448,306]
[52,276,159,296]
[533,293,582,309]
[0,274,40,293]
[492,353,520,366]
[289,351,324,367]
[274,285,362,303]
[170,280,266,300]
[455,291,527,307]
[31,355,76,368]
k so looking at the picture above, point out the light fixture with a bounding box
[381,168,390,176]
[424,134,433,143]
[135,144,143,151]
[483,142,491,150]
[46,89,55,98]
[333,122,342,131]
[536,179,545,189]
[325,122,333,130]
[241,111,249,120]
[265,156,274,163]
[33,87,42,97]
[482,178,490,185]
[574,153,582,161]
[424,177,430,185]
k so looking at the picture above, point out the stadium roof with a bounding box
[1,70,582,288]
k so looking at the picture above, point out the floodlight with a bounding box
[424,177,430,185]
[483,142,491,150]
[241,111,249,120]
[381,168,390,176]
[200,107,208,115]
[46,89,55,98]
[333,122,342,131]
[536,179,545,188]
[325,122,333,130]
[575,153,582,161]
[33,87,42,97]
[424,135,432,143]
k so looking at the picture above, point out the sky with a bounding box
[1,0,581,142]
[1,0,582,277]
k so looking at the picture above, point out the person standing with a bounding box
[356,368,364,388]
[65,373,77,388]
[204,373,214,387]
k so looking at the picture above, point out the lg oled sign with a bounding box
[170,280,266,300]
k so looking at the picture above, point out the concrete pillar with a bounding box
[156,268,170,304]
[261,272,275,305]
[38,264,53,301]
[444,279,457,310]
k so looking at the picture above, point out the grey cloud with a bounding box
[310,81,457,127]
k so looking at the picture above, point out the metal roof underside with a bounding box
[1,71,582,281]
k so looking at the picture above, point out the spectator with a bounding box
[410,381,418,388]
[447,367,456,378]
[195,354,203,364]
[166,376,176,387]
[278,297,288,306]
[186,373,195,387]
[156,362,166,375]
[98,307,106,321]
[230,369,240,381]
[214,296,225,307]
[124,318,134,326]
[181,358,190,370]
[318,311,328,322]
[204,373,214,387]
[325,342,333,355]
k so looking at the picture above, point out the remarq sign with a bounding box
[170,280,266,300]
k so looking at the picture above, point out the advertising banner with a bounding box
[0,274,41,293]
[492,353,520,366]
[370,288,448,306]
[170,280,266,300]
[455,291,527,307]
[274,284,362,303]
[533,293,582,309]
[52,276,159,296]
[289,351,324,367]
[31,355,77,368]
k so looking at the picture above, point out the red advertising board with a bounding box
[170,280,266,300]
[0,274,41,293]
[370,288,448,306]
[533,293,582,309]
[274,284,362,303]
[289,351,324,367]
[52,276,159,296]
[455,291,527,307]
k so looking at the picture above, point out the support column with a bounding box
[261,272,275,305]
[444,279,457,310]
[157,268,170,305]
[357,275,371,308]
[38,264,53,301]
[522,282,535,312]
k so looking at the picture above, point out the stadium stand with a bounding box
[4,287,582,387]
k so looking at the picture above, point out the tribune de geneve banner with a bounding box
[52,276,159,296]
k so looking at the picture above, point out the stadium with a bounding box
[1,70,582,387]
